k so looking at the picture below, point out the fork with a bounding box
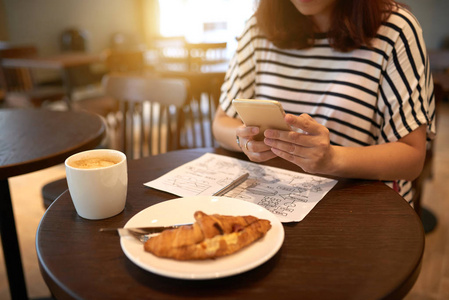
[100,223,191,243]
[120,228,152,243]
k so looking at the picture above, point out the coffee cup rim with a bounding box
[65,149,126,171]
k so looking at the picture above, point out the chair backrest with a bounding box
[0,45,38,92]
[180,71,224,149]
[102,73,190,159]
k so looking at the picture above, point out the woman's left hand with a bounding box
[236,125,277,162]
[264,113,336,174]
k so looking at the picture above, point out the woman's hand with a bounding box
[236,125,277,162]
[264,114,336,174]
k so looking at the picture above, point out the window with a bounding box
[158,0,256,52]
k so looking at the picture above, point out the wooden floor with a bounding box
[0,101,448,299]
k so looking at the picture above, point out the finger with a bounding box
[270,143,331,174]
[242,138,275,162]
[272,141,323,159]
[244,139,271,153]
[247,149,277,162]
[236,126,259,139]
[285,114,324,136]
[270,147,306,166]
[264,131,316,148]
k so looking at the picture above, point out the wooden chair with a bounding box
[150,39,226,148]
[0,45,66,107]
[178,71,224,148]
[183,42,226,148]
[103,73,190,159]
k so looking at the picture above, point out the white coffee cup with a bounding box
[65,149,128,220]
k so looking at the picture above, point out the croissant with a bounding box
[144,211,271,260]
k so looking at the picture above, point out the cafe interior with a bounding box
[0,0,448,299]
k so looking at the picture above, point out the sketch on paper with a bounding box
[145,153,338,222]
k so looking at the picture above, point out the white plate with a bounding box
[120,196,284,280]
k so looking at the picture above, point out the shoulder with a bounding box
[236,15,272,55]
[375,5,427,61]
[381,6,424,38]
[237,16,260,43]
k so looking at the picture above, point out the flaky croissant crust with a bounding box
[144,211,271,260]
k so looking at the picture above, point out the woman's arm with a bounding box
[212,107,245,152]
[214,107,427,181]
[264,113,427,181]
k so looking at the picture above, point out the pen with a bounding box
[212,173,250,196]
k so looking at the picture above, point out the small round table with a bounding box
[37,148,424,300]
[0,108,106,299]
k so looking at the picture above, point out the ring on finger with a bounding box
[245,139,250,151]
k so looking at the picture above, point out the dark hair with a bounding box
[254,0,400,52]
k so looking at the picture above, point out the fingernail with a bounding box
[264,130,272,137]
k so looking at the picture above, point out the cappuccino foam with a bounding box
[70,156,122,169]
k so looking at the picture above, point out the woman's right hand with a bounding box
[236,126,277,162]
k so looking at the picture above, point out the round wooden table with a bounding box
[0,108,106,300]
[36,148,424,300]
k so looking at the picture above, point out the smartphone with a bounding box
[232,99,291,141]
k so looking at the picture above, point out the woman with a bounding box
[212,0,436,203]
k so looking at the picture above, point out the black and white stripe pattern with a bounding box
[219,7,436,203]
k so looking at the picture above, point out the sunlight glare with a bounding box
[158,0,255,44]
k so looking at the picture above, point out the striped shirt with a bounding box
[218,7,436,203]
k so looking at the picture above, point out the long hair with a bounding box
[254,0,400,52]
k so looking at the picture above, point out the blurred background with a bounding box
[0,0,255,53]
[1,0,448,54]
[0,0,255,51]
[1,0,448,95]
[0,0,255,86]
